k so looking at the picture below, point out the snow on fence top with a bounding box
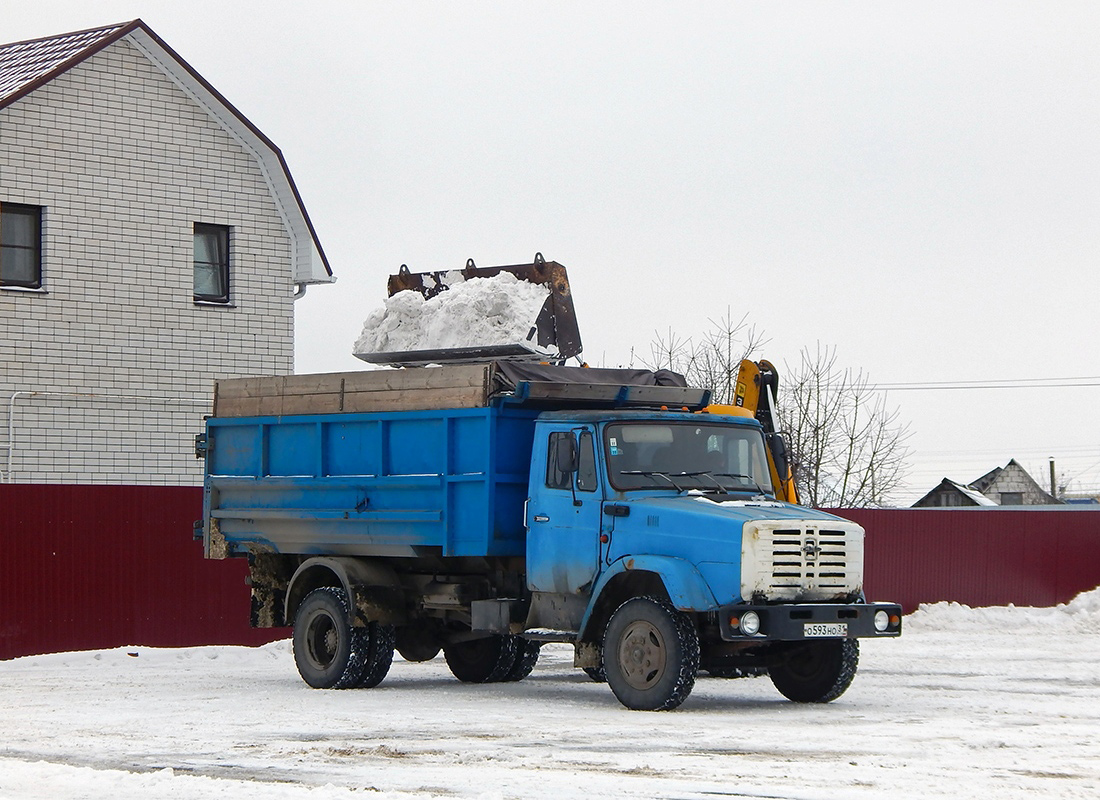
[353,272,552,357]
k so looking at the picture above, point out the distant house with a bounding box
[969,459,1061,506]
[913,459,1062,508]
[0,20,333,485]
[912,478,998,508]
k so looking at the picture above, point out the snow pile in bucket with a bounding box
[353,272,552,355]
[905,585,1100,634]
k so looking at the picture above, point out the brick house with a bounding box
[968,459,1061,506]
[0,20,333,485]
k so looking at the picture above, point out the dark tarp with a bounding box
[493,362,688,391]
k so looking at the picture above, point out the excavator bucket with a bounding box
[355,254,583,367]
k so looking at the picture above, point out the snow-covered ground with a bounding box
[2,591,1099,800]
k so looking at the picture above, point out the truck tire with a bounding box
[502,638,541,682]
[354,621,396,689]
[293,587,372,689]
[444,635,519,683]
[769,639,859,703]
[583,665,607,683]
[602,596,699,711]
[395,624,442,663]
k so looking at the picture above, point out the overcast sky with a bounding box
[9,1,1100,503]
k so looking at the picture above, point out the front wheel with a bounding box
[602,596,699,711]
[769,639,859,703]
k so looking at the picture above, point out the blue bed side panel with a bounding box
[206,406,539,557]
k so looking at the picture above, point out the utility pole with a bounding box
[1049,457,1057,499]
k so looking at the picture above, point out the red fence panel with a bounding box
[0,484,283,660]
[834,507,1100,612]
[4,488,1100,659]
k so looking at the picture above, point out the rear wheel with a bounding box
[603,596,699,711]
[769,639,859,703]
[355,622,396,688]
[293,587,372,689]
[502,638,541,682]
[444,635,519,683]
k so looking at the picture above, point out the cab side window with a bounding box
[546,430,599,492]
[546,432,573,490]
[576,432,597,492]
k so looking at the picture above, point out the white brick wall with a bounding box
[1,39,296,485]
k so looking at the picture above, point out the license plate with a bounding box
[804,622,847,638]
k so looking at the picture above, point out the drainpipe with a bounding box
[6,391,32,483]
[293,283,308,300]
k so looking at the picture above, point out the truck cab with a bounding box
[527,411,780,604]
[521,408,896,709]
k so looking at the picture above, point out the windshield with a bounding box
[605,421,774,495]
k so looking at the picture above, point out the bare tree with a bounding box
[644,322,910,508]
[780,344,910,508]
[643,310,768,404]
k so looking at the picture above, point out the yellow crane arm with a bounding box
[707,359,800,505]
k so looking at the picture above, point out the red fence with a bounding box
[2,486,1099,659]
[837,507,1100,612]
[0,484,282,660]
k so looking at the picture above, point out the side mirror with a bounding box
[555,435,578,472]
[766,432,790,482]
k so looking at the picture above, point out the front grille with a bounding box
[741,521,864,602]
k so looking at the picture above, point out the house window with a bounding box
[999,492,1024,505]
[1,203,43,289]
[193,222,230,303]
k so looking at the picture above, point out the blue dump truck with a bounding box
[198,361,901,710]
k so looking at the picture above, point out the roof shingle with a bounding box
[0,22,132,105]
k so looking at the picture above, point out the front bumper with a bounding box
[718,602,903,641]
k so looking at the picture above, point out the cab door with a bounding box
[526,426,605,595]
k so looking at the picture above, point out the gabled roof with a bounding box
[977,459,1060,504]
[912,478,998,508]
[949,479,998,506]
[0,20,333,287]
[0,22,128,102]
[969,465,1002,493]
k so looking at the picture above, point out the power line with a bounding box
[908,446,1100,458]
[872,376,1100,391]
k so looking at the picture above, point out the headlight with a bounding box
[874,610,890,632]
[739,611,761,636]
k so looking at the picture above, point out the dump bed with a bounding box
[202,364,709,561]
[206,403,539,559]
